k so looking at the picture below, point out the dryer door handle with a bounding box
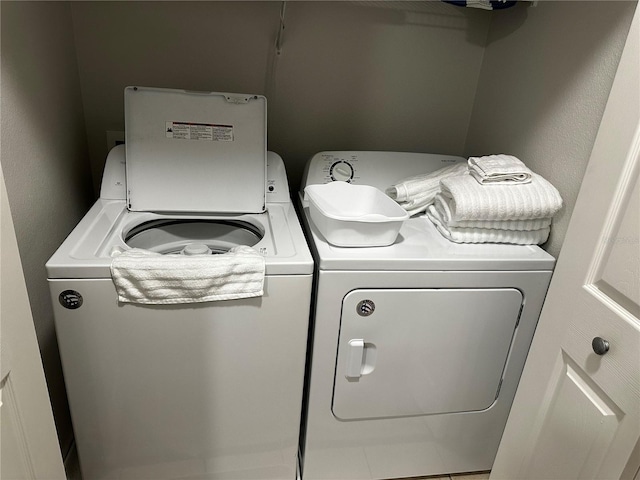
[346,339,365,379]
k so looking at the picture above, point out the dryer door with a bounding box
[332,288,523,420]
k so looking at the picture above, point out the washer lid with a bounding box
[125,87,267,213]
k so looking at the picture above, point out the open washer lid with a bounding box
[125,86,267,213]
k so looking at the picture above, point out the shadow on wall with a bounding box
[1,0,94,457]
[482,2,529,45]
[266,1,494,192]
[71,1,495,196]
[354,0,528,45]
[464,0,637,257]
[0,71,80,455]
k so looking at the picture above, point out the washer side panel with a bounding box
[50,275,311,480]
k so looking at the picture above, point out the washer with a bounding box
[298,151,555,480]
[47,87,313,480]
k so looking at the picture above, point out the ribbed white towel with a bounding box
[394,191,440,217]
[426,206,550,245]
[433,194,552,231]
[468,154,533,185]
[440,172,562,221]
[110,246,265,305]
[386,163,467,215]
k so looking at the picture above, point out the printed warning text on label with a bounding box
[165,122,234,141]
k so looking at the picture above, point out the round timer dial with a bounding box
[330,161,354,182]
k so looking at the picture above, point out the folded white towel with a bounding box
[440,172,562,221]
[468,154,532,185]
[394,191,441,217]
[386,163,467,215]
[110,245,265,305]
[433,194,552,231]
[426,205,550,245]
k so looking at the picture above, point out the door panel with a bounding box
[521,352,624,480]
[1,375,36,480]
[594,172,639,316]
[491,7,640,479]
[332,288,523,420]
[0,165,66,480]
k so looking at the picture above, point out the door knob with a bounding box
[592,337,610,355]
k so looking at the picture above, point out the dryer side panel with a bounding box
[332,288,523,420]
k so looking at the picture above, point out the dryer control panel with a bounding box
[301,151,466,193]
[303,152,363,186]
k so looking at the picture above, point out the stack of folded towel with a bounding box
[386,154,563,245]
[426,154,562,245]
[385,162,468,216]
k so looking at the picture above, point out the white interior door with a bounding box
[1,165,66,479]
[491,6,640,480]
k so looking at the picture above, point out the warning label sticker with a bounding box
[165,122,234,141]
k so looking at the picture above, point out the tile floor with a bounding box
[394,472,490,480]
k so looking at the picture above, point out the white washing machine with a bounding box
[46,87,313,480]
[298,151,555,480]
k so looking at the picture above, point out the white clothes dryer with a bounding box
[298,151,555,480]
[47,88,313,480]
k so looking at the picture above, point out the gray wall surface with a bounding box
[1,1,94,456]
[465,1,637,258]
[70,1,492,194]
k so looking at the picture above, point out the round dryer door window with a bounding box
[124,219,264,255]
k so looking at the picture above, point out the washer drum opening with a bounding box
[124,219,264,255]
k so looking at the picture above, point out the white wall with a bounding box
[465,1,637,258]
[1,0,93,457]
[70,1,492,193]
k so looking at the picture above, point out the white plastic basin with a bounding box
[304,182,409,247]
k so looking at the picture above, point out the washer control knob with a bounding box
[592,337,610,355]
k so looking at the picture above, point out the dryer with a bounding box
[298,151,555,480]
[47,87,313,480]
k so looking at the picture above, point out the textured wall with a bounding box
[70,1,492,194]
[465,1,637,258]
[71,1,282,194]
[1,1,94,455]
[266,1,491,189]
